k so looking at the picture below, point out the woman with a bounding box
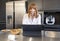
[22,3,41,25]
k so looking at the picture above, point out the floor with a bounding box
[0,31,60,41]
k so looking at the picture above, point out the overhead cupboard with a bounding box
[43,0,60,11]
[27,0,60,11]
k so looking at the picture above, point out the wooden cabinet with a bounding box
[28,0,60,11]
[43,0,60,10]
[28,0,43,10]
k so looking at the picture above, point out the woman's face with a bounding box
[29,8,36,16]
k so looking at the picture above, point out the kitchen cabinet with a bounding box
[43,0,60,11]
[28,0,43,10]
[0,0,6,30]
[28,0,60,11]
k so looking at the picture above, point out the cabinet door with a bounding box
[0,0,6,30]
[43,0,60,10]
[0,1,6,22]
[28,0,43,10]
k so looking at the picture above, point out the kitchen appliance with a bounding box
[46,15,55,25]
[6,2,13,29]
[6,1,26,29]
[44,12,60,38]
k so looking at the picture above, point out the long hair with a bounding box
[28,3,38,18]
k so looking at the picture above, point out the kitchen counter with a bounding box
[0,29,60,41]
[0,29,23,41]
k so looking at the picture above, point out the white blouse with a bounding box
[22,14,41,25]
